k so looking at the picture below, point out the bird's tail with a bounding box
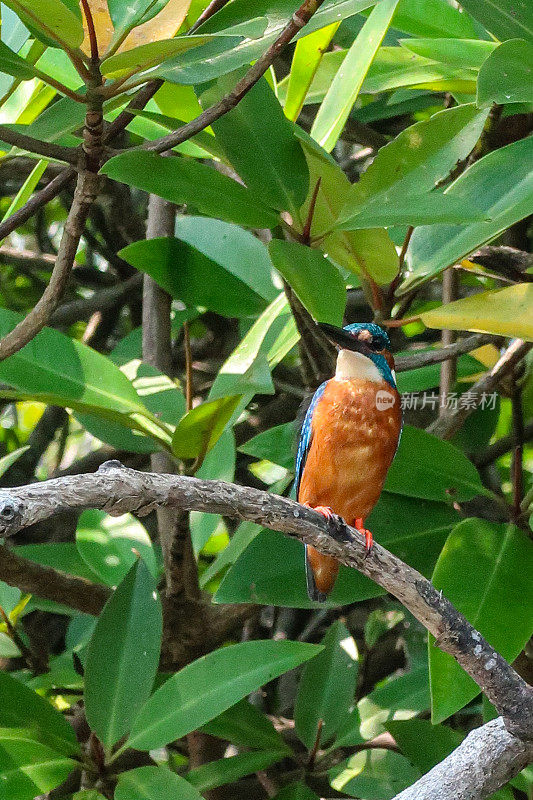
[305,545,338,603]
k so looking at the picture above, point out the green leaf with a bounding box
[272,784,320,800]
[102,35,213,76]
[311,0,399,151]
[400,38,496,69]
[176,216,278,302]
[385,718,463,774]
[0,39,36,81]
[385,425,483,501]
[298,136,399,285]
[84,560,162,749]
[477,39,533,106]
[216,494,459,608]
[336,191,487,230]
[329,749,420,799]
[120,238,270,318]
[420,283,533,341]
[2,0,84,48]
[0,671,79,756]
[101,151,279,229]
[458,0,533,43]
[390,0,481,38]
[188,750,286,791]
[284,22,340,122]
[115,766,202,800]
[0,445,29,477]
[201,698,290,752]
[339,104,489,226]
[403,137,533,292]
[200,521,263,587]
[76,510,158,587]
[0,731,77,800]
[268,240,346,326]
[0,159,49,245]
[295,620,358,749]
[0,309,147,417]
[105,0,175,47]
[126,640,322,750]
[14,543,103,583]
[239,422,295,470]
[396,353,484,393]
[429,519,533,723]
[172,395,241,459]
[198,74,309,213]
[336,663,430,745]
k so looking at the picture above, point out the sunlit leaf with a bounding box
[101,35,212,76]
[329,749,420,798]
[0,731,77,800]
[172,395,241,459]
[0,445,29,478]
[458,0,533,43]
[284,22,340,122]
[115,766,202,800]
[3,0,84,49]
[477,38,533,106]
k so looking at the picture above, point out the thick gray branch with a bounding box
[392,718,533,800]
[0,464,531,741]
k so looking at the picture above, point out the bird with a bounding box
[295,322,402,602]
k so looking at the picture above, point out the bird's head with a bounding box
[319,322,396,388]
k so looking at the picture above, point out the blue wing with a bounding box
[295,381,328,499]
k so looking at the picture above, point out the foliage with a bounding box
[0,0,531,798]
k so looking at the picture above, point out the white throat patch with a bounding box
[335,348,383,383]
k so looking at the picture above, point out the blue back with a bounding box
[295,381,327,498]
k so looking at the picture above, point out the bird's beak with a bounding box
[318,322,371,354]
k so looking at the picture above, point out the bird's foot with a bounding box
[311,506,349,540]
[354,518,373,556]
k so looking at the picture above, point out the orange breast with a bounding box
[298,378,402,525]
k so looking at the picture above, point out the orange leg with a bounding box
[354,517,373,554]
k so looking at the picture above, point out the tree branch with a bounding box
[0,463,531,740]
[0,168,100,362]
[50,273,142,327]
[395,334,495,373]
[137,0,327,155]
[0,126,79,165]
[391,717,533,800]
[0,169,75,242]
[428,339,532,440]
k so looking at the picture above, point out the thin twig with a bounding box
[511,373,524,521]
[473,420,533,468]
[80,0,99,63]
[0,463,532,739]
[136,0,327,155]
[0,169,75,242]
[395,334,495,372]
[0,169,100,362]
[439,267,458,416]
[188,0,232,33]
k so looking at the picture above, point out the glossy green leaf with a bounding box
[0,445,29,477]
[311,0,399,151]
[0,159,49,245]
[201,698,290,752]
[390,0,480,38]
[0,731,77,800]
[176,216,278,302]
[13,543,102,583]
[403,137,533,292]
[429,519,533,723]
[2,0,84,48]
[126,640,322,750]
[272,784,320,800]
[458,0,533,43]
[385,425,484,501]
[396,353,484,393]
[268,240,346,326]
[477,39,533,106]
[337,191,486,230]
[339,104,489,226]
[420,283,533,341]
[385,718,463,774]
[336,663,430,745]
[197,428,236,483]
[0,671,79,756]
[295,620,358,748]
[198,74,309,213]
[329,749,420,799]
[401,37,496,69]
[200,521,262,587]
[0,39,36,81]
[188,750,285,791]
[298,137,399,285]
[115,766,202,800]
[284,22,340,122]
[102,35,212,76]
[102,151,279,229]
[107,0,171,32]
[239,422,295,470]
[76,510,157,587]
[172,395,241,459]
[85,560,162,748]
[0,309,146,416]
[216,493,459,607]
[120,238,270,318]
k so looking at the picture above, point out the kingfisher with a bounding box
[295,322,402,602]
